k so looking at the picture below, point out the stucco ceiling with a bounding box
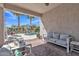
[11,3,61,14]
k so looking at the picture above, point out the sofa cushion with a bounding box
[56,40,67,45]
[47,32,53,38]
[53,32,60,39]
[60,34,69,41]
[50,38,57,41]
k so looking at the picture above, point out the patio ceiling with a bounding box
[10,3,61,14]
[4,3,61,16]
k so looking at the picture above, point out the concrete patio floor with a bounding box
[25,38,45,47]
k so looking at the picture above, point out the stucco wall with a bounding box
[0,7,4,47]
[42,4,79,41]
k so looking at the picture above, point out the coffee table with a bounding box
[3,40,32,56]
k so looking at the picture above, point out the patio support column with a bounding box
[0,6,4,47]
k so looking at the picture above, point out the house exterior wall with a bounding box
[0,7,4,47]
[42,4,79,41]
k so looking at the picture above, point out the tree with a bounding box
[29,16,34,32]
[11,25,17,32]
[21,25,27,33]
[35,26,40,34]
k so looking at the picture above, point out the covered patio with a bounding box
[0,3,79,56]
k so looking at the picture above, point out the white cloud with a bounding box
[4,11,17,20]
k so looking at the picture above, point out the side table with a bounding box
[70,41,79,53]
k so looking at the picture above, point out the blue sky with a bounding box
[4,10,40,27]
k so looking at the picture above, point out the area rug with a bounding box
[32,43,79,56]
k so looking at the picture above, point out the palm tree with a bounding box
[21,25,27,33]
[17,15,21,33]
[29,16,34,32]
[14,13,21,33]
